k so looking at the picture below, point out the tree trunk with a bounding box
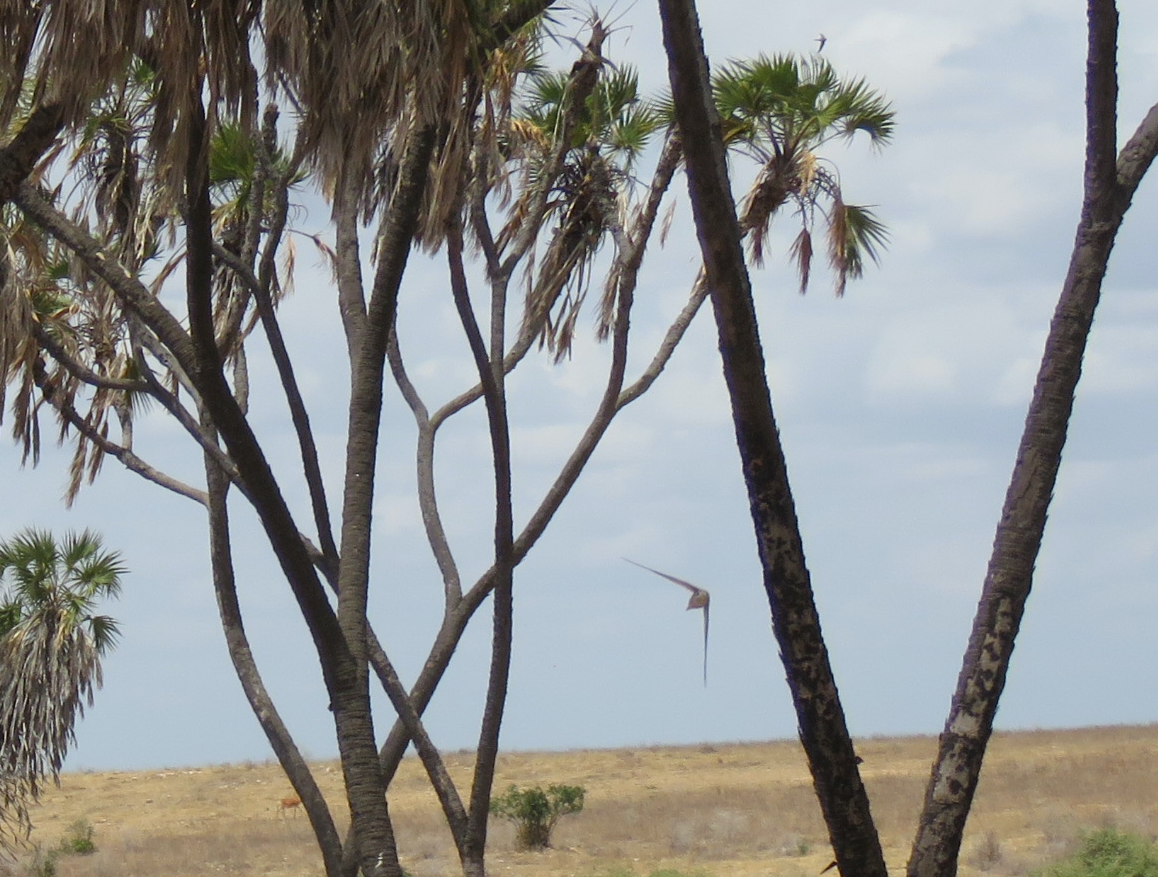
[203,440,345,877]
[446,213,517,877]
[654,2,887,875]
[180,86,401,877]
[335,122,437,877]
[908,4,1158,875]
[0,103,63,205]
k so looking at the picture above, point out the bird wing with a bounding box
[623,557,701,597]
[624,558,710,687]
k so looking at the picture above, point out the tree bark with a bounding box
[0,103,63,205]
[203,433,345,877]
[334,122,437,877]
[181,88,386,877]
[655,2,887,875]
[908,3,1158,875]
[446,215,516,876]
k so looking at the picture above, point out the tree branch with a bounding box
[0,104,64,204]
[386,335,464,607]
[31,360,208,506]
[13,183,199,379]
[202,429,345,877]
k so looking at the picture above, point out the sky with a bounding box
[3,0,1158,772]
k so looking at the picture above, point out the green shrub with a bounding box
[490,783,585,850]
[1035,828,1158,877]
[57,820,96,855]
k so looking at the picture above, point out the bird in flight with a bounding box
[624,558,710,686]
[815,33,827,53]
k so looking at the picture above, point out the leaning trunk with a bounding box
[203,440,345,877]
[655,2,887,875]
[908,3,1158,874]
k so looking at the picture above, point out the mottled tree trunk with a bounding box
[908,3,1158,875]
[655,2,887,875]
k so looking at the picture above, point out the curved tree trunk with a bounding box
[334,123,438,877]
[654,2,887,875]
[203,439,345,877]
[908,3,1158,875]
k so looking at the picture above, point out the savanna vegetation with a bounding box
[13,726,1158,877]
[1,1,1157,876]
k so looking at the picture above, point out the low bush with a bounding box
[21,819,98,877]
[1035,827,1158,877]
[57,820,96,856]
[490,783,585,850]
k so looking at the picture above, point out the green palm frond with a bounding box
[828,201,889,297]
[712,52,894,295]
[0,528,124,811]
[506,57,667,358]
[0,528,125,653]
[519,64,664,161]
[713,53,894,158]
[0,598,19,638]
[209,120,304,232]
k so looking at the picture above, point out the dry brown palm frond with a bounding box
[0,213,76,445]
[1,1,261,197]
[740,155,795,267]
[789,227,814,294]
[0,620,100,796]
[261,0,493,199]
[827,197,853,299]
[796,149,818,194]
[519,148,616,359]
[0,771,32,858]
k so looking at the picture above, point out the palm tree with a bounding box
[0,528,124,795]
[0,528,123,854]
[504,62,666,357]
[713,53,892,295]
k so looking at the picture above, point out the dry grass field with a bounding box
[7,724,1157,877]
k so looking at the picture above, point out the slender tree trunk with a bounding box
[203,436,345,877]
[335,123,437,877]
[655,2,887,875]
[908,4,1158,874]
[445,214,516,877]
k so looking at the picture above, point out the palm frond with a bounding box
[789,227,814,294]
[828,201,888,297]
[714,51,893,294]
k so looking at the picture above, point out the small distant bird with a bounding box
[815,33,827,53]
[624,558,710,686]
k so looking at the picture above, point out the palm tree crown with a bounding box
[713,53,894,295]
[508,62,666,356]
[0,528,124,799]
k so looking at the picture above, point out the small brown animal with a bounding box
[278,795,302,818]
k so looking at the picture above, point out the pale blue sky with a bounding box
[3,0,1158,770]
